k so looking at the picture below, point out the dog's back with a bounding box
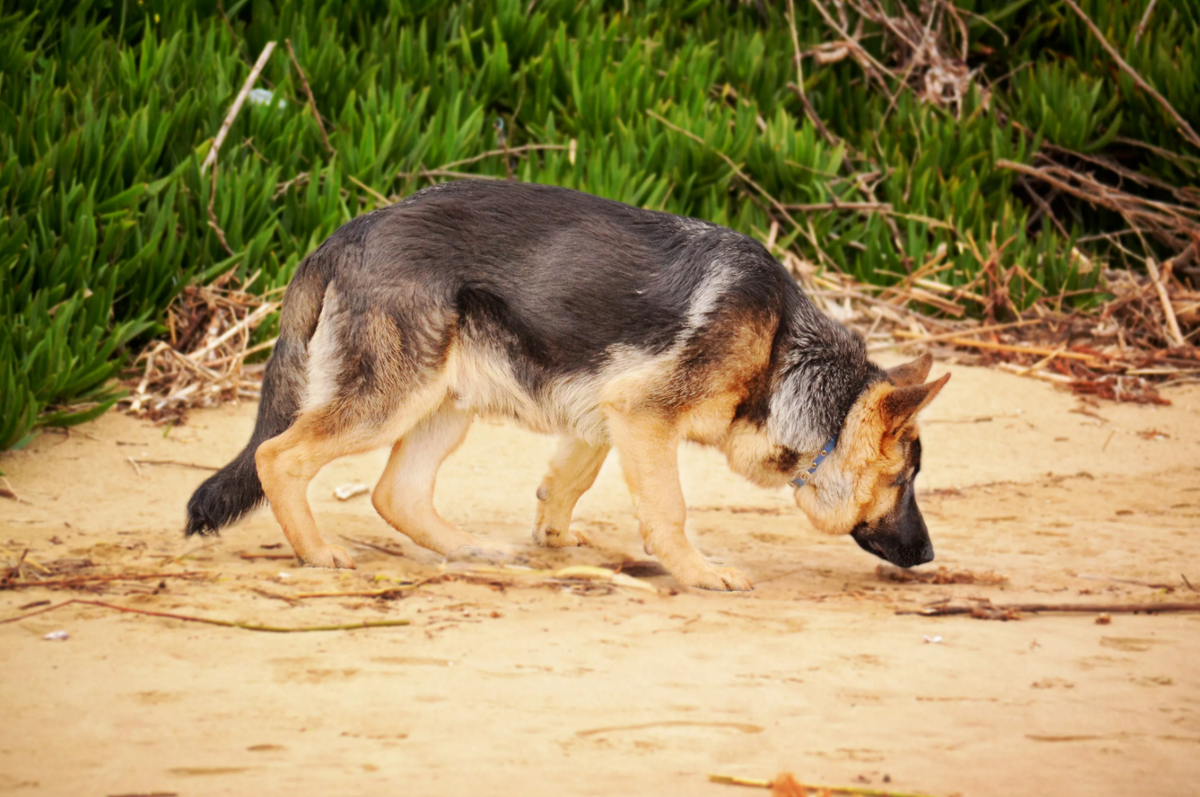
[307,181,810,439]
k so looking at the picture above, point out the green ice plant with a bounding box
[0,0,1195,449]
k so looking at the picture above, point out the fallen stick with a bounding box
[1076,573,1178,591]
[874,318,1045,350]
[201,41,277,175]
[250,587,300,605]
[0,599,409,632]
[898,602,1200,617]
[3,572,207,590]
[131,459,221,472]
[891,331,1104,362]
[340,535,408,557]
[1144,257,1187,347]
[294,581,431,599]
[708,772,942,797]
[996,362,1074,384]
[239,552,298,561]
[159,541,221,566]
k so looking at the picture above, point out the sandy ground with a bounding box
[1,360,1199,797]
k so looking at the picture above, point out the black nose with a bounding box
[850,524,935,568]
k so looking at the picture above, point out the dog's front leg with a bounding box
[533,437,609,548]
[605,409,752,592]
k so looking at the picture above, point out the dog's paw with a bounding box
[447,544,510,565]
[676,565,753,592]
[303,544,357,570]
[532,524,590,548]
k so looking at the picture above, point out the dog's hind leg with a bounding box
[605,409,752,592]
[255,414,366,569]
[372,402,489,557]
[533,437,609,548]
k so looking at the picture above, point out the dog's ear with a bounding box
[881,372,950,429]
[885,353,933,387]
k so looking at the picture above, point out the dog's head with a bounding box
[793,354,949,568]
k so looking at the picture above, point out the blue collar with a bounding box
[789,433,839,489]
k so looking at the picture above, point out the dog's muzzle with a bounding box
[850,522,934,568]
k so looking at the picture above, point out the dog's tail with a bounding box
[185,252,334,536]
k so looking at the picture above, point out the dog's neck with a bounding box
[765,300,883,457]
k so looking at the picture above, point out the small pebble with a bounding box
[43,630,69,641]
[923,635,943,644]
[1095,613,1112,625]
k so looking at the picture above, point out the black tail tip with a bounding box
[184,511,221,537]
[185,466,263,537]
[185,490,225,536]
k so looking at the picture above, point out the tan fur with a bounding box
[603,406,753,591]
[372,402,478,555]
[795,373,949,536]
[256,364,457,568]
[534,438,609,548]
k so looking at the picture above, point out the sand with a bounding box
[1,360,1198,797]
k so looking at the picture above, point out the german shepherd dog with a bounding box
[187,181,948,591]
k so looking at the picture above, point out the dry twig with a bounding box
[899,601,1200,618]
[285,38,333,155]
[0,599,409,632]
[2,572,206,590]
[201,42,278,175]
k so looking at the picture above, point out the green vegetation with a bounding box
[2,0,1197,449]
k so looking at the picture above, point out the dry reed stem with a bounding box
[285,38,333,155]
[201,42,277,175]
[1145,258,1186,347]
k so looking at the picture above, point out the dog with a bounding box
[186,180,949,591]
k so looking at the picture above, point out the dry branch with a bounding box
[891,332,1103,362]
[2,572,206,590]
[0,599,409,632]
[1145,258,1186,347]
[201,42,277,175]
[900,601,1200,618]
[285,38,333,155]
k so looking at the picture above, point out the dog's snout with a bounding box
[850,516,935,569]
